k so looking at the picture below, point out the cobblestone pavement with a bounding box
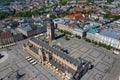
[0,37,120,80]
[0,39,59,80]
[56,38,120,80]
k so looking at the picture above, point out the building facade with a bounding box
[86,28,120,51]
[23,38,91,80]
[16,23,46,37]
[57,23,85,38]
[45,20,55,41]
[0,32,23,45]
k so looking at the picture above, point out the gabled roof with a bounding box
[30,38,80,66]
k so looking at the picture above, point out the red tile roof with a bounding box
[66,13,88,22]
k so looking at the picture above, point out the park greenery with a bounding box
[58,28,71,40]
[107,0,114,3]
[0,12,10,20]
[84,38,112,50]
[58,28,82,40]
[0,8,50,19]
[59,0,69,5]
[15,9,49,17]
[104,14,120,20]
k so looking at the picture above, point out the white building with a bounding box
[97,28,120,50]
[94,0,107,3]
[54,18,86,37]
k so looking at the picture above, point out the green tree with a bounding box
[87,0,93,3]
[0,12,9,20]
[75,34,81,39]
[84,38,91,42]
[104,14,120,20]
[64,35,70,40]
[93,41,98,45]
[107,0,114,3]
[60,0,68,5]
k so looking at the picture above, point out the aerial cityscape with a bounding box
[0,0,120,80]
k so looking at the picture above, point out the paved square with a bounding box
[95,62,110,73]
[102,55,114,65]
[89,51,101,58]
[0,37,120,80]
[84,56,95,62]
[80,47,89,52]
[93,73,103,80]
[55,38,120,80]
[0,43,59,80]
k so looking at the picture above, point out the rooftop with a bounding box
[17,23,32,31]
[66,13,88,22]
[100,28,120,40]
[30,38,80,66]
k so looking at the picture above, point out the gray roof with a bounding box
[30,46,38,54]
[18,24,32,31]
[30,38,80,66]
[100,28,120,40]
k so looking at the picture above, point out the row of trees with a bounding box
[104,14,120,20]
[58,29,72,35]
[59,0,69,5]
[64,34,70,40]
[84,38,112,50]
[75,34,81,39]
[15,10,49,17]
[58,28,81,40]
[15,11,32,17]
[57,29,70,40]
[84,38,91,42]
[64,30,72,35]
[0,8,50,20]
